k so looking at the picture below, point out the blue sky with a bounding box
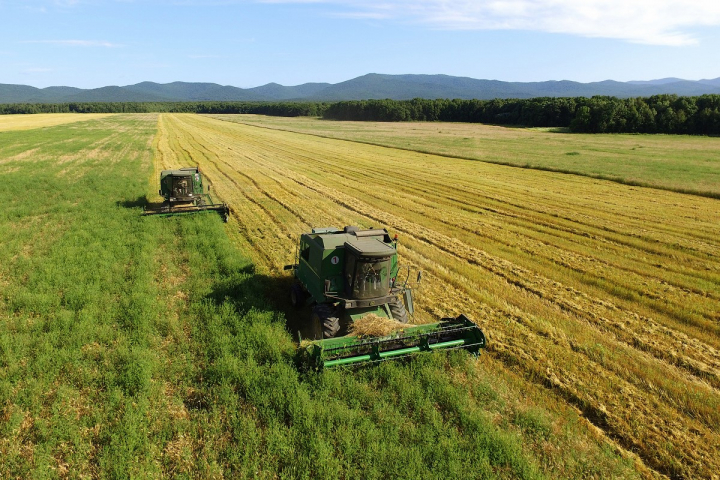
[2,0,720,89]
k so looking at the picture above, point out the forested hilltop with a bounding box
[4,75,720,104]
[2,94,720,135]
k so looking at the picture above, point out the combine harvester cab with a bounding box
[143,167,230,221]
[285,226,487,370]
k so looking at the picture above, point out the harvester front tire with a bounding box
[312,304,340,339]
[389,297,409,323]
[323,316,341,338]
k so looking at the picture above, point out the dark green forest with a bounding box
[3,94,720,134]
[322,95,720,135]
[0,101,327,117]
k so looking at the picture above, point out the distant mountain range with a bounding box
[2,74,720,104]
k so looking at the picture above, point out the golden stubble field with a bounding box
[154,113,720,479]
[0,113,113,132]
[216,114,720,197]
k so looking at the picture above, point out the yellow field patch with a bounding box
[0,113,113,132]
[216,114,720,196]
[154,113,720,479]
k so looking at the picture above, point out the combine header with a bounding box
[143,167,229,221]
[298,314,486,370]
[285,226,487,370]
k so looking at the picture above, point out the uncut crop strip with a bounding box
[0,113,113,132]
[155,114,720,479]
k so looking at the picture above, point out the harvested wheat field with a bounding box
[154,113,720,479]
[0,113,113,132]
[217,114,720,197]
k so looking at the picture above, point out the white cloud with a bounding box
[260,0,720,46]
[21,39,123,47]
[11,0,718,45]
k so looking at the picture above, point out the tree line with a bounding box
[2,95,720,134]
[0,101,328,117]
[322,96,720,135]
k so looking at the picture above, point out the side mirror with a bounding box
[208,185,211,191]
[158,190,162,195]
[417,270,423,283]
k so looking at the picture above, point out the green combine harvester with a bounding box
[143,167,230,221]
[285,226,487,370]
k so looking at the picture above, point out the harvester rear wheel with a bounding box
[389,297,409,323]
[312,303,340,339]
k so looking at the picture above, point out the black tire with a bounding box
[290,283,306,308]
[389,296,409,323]
[312,303,341,339]
[323,315,341,338]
